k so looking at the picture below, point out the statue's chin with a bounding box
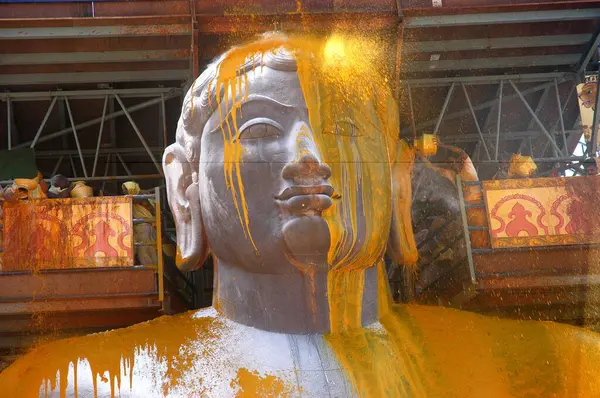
[282,216,330,273]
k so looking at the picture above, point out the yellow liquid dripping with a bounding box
[4,33,600,398]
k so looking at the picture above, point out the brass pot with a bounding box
[70,181,93,198]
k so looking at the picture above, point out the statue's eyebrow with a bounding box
[216,94,301,120]
[240,94,300,109]
[209,94,303,133]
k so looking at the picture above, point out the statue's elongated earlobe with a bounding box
[387,139,419,268]
[163,143,209,272]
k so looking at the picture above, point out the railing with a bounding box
[0,187,196,313]
[131,188,196,312]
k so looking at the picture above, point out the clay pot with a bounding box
[70,181,93,198]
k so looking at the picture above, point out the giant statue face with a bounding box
[163,34,412,287]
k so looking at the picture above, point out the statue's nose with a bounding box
[282,124,332,182]
[282,153,332,181]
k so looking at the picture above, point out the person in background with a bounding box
[47,175,71,198]
[584,158,599,176]
[122,181,157,266]
[36,171,49,195]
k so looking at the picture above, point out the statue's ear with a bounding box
[163,143,209,272]
[387,139,419,268]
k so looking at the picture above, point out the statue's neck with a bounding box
[213,260,380,334]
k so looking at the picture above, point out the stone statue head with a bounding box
[163,33,416,332]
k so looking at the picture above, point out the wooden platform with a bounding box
[418,245,600,328]
[0,267,162,370]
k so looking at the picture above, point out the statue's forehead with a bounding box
[239,66,307,109]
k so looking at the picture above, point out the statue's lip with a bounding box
[274,185,334,201]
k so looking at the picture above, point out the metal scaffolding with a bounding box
[1,87,183,182]
[404,71,586,172]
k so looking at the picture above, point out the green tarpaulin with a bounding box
[0,148,39,180]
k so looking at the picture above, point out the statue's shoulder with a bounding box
[0,307,355,397]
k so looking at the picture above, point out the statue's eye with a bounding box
[237,118,282,140]
[327,120,361,137]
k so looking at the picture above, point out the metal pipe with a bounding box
[407,82,417,139]
[0,87,180,101]
[14,93,180,149]
[470,156,587,164]
[161,94,168,148]
[51,156,64,177]
[442,129,580,144]
[116,153,133,176]
[508,80,563,157]
[101,154,111,192]
[113,94,163,175]
[410,80,561,134]
[92,95,109,177]
[495,81,503,161]
[456,175,476,284]
[63,97,88,178]
[30,97,57,148]
[0,173,162,185]
[69,155,78,178]
[35,147,164,157]
[155,187,165,304]
[433,82,454,134]
[461,83,491,160]
[537,82,577,158]
[554,79,569,156]
[6,97,11,150]
[577,27,600,75]
[405,72,571,87]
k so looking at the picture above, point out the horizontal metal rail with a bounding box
[468,225,489,231]
[133,218,156,225]
[0,266,157,276]
[0,291,159,304]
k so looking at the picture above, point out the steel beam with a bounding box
[509,80,563,157]
[0,50,189,66]
[116,153,133,176]
[461,84,491,160]
[30,97,57,148]
[113,94,162,175]
[518,86,552,155]
[411,80,564,134]
[441,129,580,144]
[15,92,180,149]
[0,70,189,86]
[0,174,163,186]
[554,79,569,158]
[35,147,164,158]
[69,155,78,178]
[407,82,417,138]
[576,26,600,75]
[160,94,168,147]
[0,25,191,40]
[404,34,592,53]
[527,86,551,131]
[404,9,600,28]
[92,96,109,177]
[482,83,502,133]
[433,82,454,134]
[406,72,571,87]
[0,88,180,101]
[6,97,11,150]
[495,81,503,161]
[63,97,88,178]
[405,54,580,73]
